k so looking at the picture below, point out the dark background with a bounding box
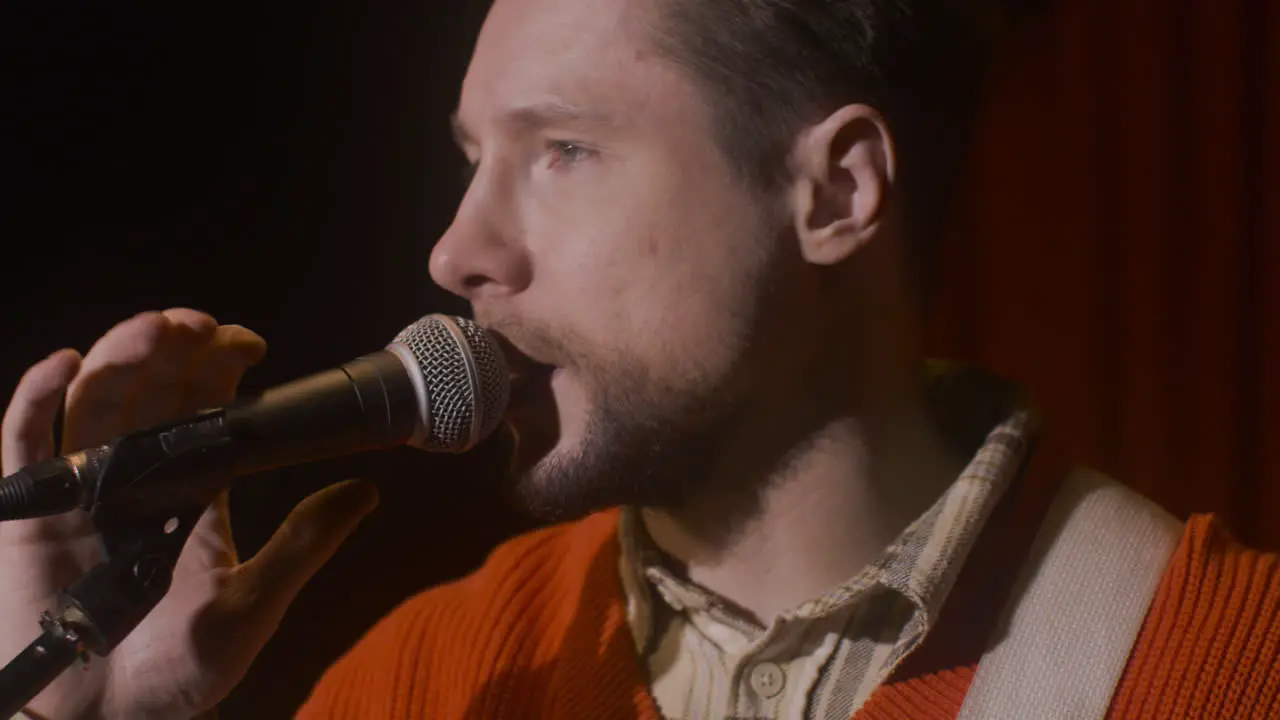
[1,2,538,716]
[1,0,1277,717]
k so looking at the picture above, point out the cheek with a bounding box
[620,206,771,374]
[524,156,775,386]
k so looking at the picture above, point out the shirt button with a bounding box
[749,662,785,699]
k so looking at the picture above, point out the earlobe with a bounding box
[790,105,896,267]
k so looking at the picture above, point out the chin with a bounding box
[501,360,741,521]
[510,413,724,523]
[512,451,604,523]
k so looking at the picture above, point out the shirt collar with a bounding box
[619,362,1038,656]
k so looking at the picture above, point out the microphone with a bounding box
[0,314,510,523]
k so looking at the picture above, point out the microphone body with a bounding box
[0,314,509,522]
[228,346,425,474]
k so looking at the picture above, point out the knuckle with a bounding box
[10,351,74,404]
[14,357,50,391]
[164,306,215,322]
[276,519,317,557]
[164,308,219,338]
[214,327,268,365]
[0,401,23,434]
[93,312,173,364]
[7,380,44,420]
[132,311,174,348]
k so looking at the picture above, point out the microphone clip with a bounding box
[0,412,238,716]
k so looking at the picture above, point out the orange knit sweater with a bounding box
[297,507,1280,719]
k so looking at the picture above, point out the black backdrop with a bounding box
[1,3,536,716]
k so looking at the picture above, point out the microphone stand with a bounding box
[0,422,228,716]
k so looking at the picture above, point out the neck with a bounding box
[641,310,963,623]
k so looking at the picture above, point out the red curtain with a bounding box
[928,0,1280,549]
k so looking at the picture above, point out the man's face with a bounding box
[431,0,809,518]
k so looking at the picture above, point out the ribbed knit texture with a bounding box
[1106,514,1280,719]
[297,509,661,719]
[298,511,1280,719]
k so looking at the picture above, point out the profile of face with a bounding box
[430,0,850,519]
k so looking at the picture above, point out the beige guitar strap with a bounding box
[956,469,1183,719]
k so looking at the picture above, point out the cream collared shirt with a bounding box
[618,367,1034,720]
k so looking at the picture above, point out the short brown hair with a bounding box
[650,0,1023,296]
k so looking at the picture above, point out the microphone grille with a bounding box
[391,314,510,452]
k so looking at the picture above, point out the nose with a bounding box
[429,176,532,303]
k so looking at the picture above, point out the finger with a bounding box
[63,312,172,449]
[231,479,379,623]
[207,490,237,564]
[173,491,238,581]
[179,324,268,414]
[122,309,218,429]
[1,349,82,475]
[176,326,266,560]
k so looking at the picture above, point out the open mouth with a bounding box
[483,327,565,469]
[489,330,557,411]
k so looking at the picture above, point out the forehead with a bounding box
[458,0,691,131]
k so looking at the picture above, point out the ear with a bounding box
[788,104,897,266]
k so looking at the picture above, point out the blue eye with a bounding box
[546,141,593,168]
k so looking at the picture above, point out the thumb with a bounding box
[233,479,379,626]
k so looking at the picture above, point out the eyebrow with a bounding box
[450,100,622,147]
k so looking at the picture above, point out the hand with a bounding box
[0,309,380,720]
